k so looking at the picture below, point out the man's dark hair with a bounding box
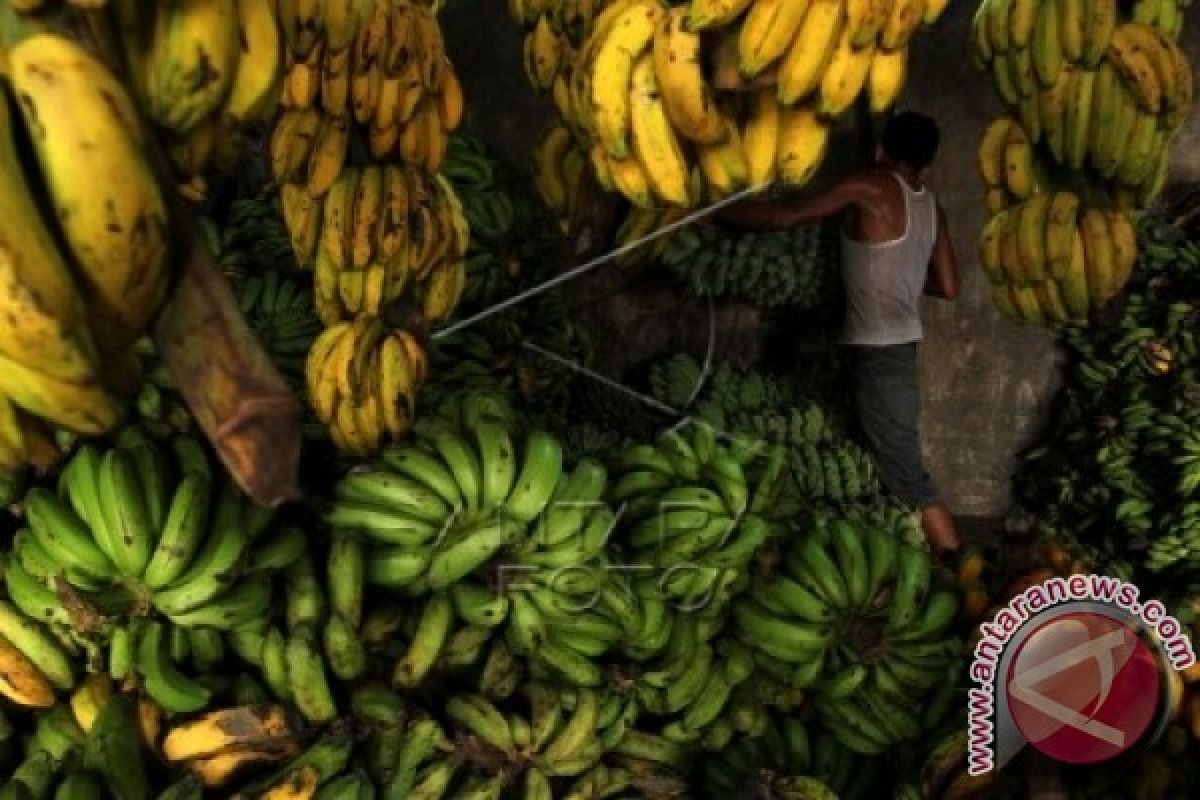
[880,112,940,170]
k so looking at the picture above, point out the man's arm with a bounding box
[717,174,878,232]
[925,205,959,299]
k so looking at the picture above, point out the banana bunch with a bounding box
[733,514,962,755]
[517,0,951,209]
[328,393,632,686]
[980,189,1139,325]
[971,0,1193,321]
[620,614,765,750]
[274,0,463,169]
[971,0,1191,197]
[792,442,880,506]
[612,424,786,611]
[304,315,430,455]
[661,220,837,309]
[293,164,470,325]
[699,712,870,800]
[8,430,293,714]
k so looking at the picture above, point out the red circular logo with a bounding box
[1006,612,1162,765]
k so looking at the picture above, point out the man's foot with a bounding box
[920,503,963,555]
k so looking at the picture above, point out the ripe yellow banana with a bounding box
[1080,209,1116,307]
[307,115,351,198]
[1031,0,1062,88]
[138,0,241,133]
[868,46,909,114]
[422,259,466,325]
[1064,66,1096,170]
[323,0,362,51]
[1003,125,1036,199]
[977,117,1013,186]
[535,124,574,212]
[776,106,830,188]
[163,705,297,763]
[629,54,692,207]
[281,184,323,267]
[881,0,925,50]
[1058,0,1086,63]
[1106,210,1137,293]
[742,89,780,188]
[653,8,725,144]
[353,166,385,269]
[1007,0,1038,50]
[0,89,102,385]
[1107,23,1164,113]
[738,0,811,79]
[9,33,168,352]
[778,0,845,105]
[322,46,353,117]
[526,15,564,91]
[591,0,664,161]
[695,117,750,197]
[1035,279,1070,325]
[1039,66,1073,163]
[223,0,284,127]
[1045,191,1080,278]
[979,210,1010,285]
[818,25,876,118]
[688,0,754,31]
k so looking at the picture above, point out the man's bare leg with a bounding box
[920,503,962,554]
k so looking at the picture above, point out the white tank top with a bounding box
[840,175,937,346]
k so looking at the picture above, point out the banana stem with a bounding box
[152,213,301,508]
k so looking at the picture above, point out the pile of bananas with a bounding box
[734,514,962,755]
[1017,217,1200,581]
[660,219,838,309]
[263,0,472,457]
[4,429,301,716]
[305,316,430,456]
[978,180,1138,325]
[971,0,1194,323]
[511,0,953,209]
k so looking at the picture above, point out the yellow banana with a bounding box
[138,0,241,133]
[1106,210,1137,293]
[1107,23,1164,113]
[776,106,830,188]
[742,89,780,188]
[223,0,284,127]
[422,259,466,325]
[868,46,908,113]
[923,0,950,25]
[307,115,351,198]
[1064,66,1096,170]
[818,25,876,117]
[1035,280,1070,325]
[977,116,1013,187]
[1016,193,1051,282]
[352,166,385,269]
[591,0,663,161]
[1007,0,1038,49]
[1003,124,1036,199]
[778,0,844,105]
[1082,0,1118,68]
[281,184,323,267]
[695,117,750,197]
[10,34,169,353]
[653,8,725,144]
[1058,0,1086,62]
[738,0,811,79]
[1080,209,1116,307]
[629,53,691,207]
[1045,191,1080,278]
[163,705,296,762]
[0,350,120,434]
[526,15,564,91]
[0,88,102,385]
[882,0,925,50]
[321,46,353,117]
[1039,66,1072,163]
[688,0,753,31]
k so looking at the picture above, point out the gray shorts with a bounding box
[851,343,940,508]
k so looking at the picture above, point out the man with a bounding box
[721,111,962,555]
